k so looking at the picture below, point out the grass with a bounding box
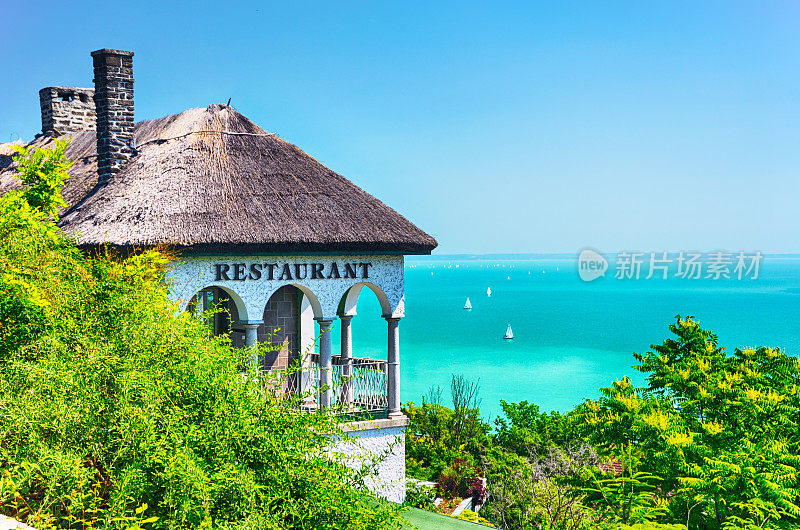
[401,507,486,528]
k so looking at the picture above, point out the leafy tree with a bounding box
[11,140,71,219]
[494,400,578,454]
[483,444,598,530]
[403,375,490,481]
[580,316,800,529]
[582,445,668,525]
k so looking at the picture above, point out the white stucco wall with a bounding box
[331,420,407,504]
[165,254,405,321]
[0,516,36,530]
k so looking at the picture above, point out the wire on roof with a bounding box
[136,130,277,149]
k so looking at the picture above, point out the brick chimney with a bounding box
[39,86,96,136]
[91,49,134,184]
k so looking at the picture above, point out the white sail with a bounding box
[503,323,514,340]
[486,287,492,297]
[464,297,472,310]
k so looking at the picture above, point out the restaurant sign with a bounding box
[214,262,373,281]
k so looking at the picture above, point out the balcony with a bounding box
[264,354,389,419]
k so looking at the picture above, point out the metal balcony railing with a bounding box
[264,354,388,417]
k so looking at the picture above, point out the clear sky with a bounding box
[2,1,799,254]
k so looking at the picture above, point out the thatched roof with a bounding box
[0,105,437,254]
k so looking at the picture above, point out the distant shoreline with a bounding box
[410,252,800,261]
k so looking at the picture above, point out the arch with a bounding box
[289,284,324,319]
[184,284,249,321]
[184,285,249,347]
[339,282,392,317]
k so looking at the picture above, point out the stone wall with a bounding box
[331,417,408,503]
[39,86,96,135]
[259,285,299,370]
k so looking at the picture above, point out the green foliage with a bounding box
[494,400,578,454]
[0,148,80,360]
[600,523,686,530]
[11,139,71,219]
[403,376,490,482]
[483,445,599,530]
[582,446,668,525]
[0,144,402,529]
[404,402,471,480]
[404,480,436,511]
[408,316,800,530]
[580,316,800,529]
[453,508,495,527]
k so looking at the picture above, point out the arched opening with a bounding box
[316,284,393,416]
[256,286,321,401]
[340,282,392,318]
[187,286,247,348]
[335,283,390,360]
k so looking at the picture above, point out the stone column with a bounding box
[386,317,401,417]
[316,318,335,408]
[242,321,262,370]
[339,315,354,406]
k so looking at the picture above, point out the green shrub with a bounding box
[403,377,490,482]
[0,141,402,529]
[404,480,436,510]
[436,458,483,500]
[599,523,686,530]
[453,508,495,527]
[494,400,579,454]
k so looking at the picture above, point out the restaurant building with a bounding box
[0,49,437,503]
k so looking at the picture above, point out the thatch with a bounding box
[0,105,437,254]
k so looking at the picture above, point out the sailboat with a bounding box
[503,323,514,340]
[486,287,492,297]
[463,297,472,310]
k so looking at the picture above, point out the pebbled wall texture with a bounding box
[331,419,408,503]
[165,254,405,320]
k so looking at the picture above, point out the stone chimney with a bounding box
[91,48,134,184]
[39,86,96,135]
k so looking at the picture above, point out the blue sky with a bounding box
[2,1,799,254]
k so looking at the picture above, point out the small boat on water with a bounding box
[463,297,472,310]
[486,287,492,297]
[507,275,511,280]
[503,323,514,340]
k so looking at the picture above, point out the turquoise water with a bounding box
[330,255,800,420]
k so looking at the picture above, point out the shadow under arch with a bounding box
[339,282,392,317]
